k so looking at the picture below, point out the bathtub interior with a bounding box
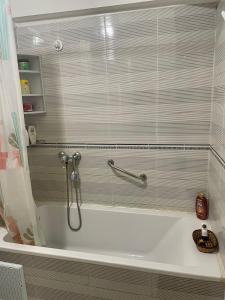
[1,203,222,281]
[37,204,218,263]
[38,204,182,260]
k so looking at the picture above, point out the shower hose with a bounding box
[65,162,82,231]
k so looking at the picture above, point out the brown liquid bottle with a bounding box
[196,192,208,220]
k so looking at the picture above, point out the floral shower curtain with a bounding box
[0,0,41,245]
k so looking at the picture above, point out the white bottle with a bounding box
[201,224,209,242]
[28,126,37,145]
[24,128,29,146]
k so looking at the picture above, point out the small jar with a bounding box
[18,59,30,70]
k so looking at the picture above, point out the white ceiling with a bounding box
[11,0,218,22]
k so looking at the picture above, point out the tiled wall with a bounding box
[208,151,225,266]
[210,0,225,158]
[15,3,216,212]
[28,145,209,212]
[209,0,225,270]
[0,251,224,300]
[16,3,216,144]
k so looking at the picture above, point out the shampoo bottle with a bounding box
[24,128,29,146]
[201,224,209,242]
[28,126,37,145]
[196,192,208,220]
[198,224,209,246]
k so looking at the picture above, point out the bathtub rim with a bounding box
[0,203,224,283]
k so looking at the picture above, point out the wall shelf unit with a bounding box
[17,54,46,115]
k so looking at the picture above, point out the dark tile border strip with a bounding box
[29,143,210,150]
[210,146,225,170]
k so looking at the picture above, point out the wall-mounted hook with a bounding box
[54,39,63,52]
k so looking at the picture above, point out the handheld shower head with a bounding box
[72,152,81,169]
[71,152,81,189]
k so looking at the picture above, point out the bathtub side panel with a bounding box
[0,251,223,300]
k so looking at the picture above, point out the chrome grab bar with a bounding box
[107,159,147,182]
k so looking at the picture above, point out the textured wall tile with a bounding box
[26,281,98,300]
[157,3,215,144]
[157,3,216,19]
[210,0,225,160]
[28,146,208,212]
[88,264,152,296]
[210,103,225,159]
[151,273,224,300]
[208,153,225,268]
[17,15,106,56]
[154,150,208,211]
[158,290,223,300]
[28,147,114,204]
[209,0,225,271]
[0,251,89,285]
[17,4,216,144]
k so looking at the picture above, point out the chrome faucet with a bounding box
[58,151,69,164]
[58,151,81,187]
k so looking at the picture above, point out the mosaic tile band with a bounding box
[30,143,210,150]
[31,143,225,171]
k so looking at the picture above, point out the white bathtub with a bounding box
[0,203,223,281]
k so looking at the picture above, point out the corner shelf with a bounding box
[17,54,46,115]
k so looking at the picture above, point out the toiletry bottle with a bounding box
[24,128,29,146]
[20,79,31,95]
[196,192,208,220]
[28,126,37,145]
[198,224,209,246]
[201,224,209,242]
